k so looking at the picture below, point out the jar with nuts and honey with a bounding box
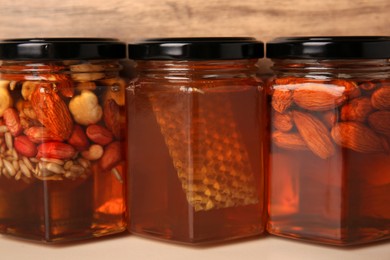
[127,38,266,244]
[0,38,128,242]
[266,37,390,245]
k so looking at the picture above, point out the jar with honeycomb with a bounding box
[0,38,128,242]
[127,38,266,244]
[266,37,390,245]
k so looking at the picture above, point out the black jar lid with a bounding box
[128,37,264,60]
[0,38,126,60]
[267,36,390,59]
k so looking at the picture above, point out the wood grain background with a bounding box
[0,0,389,42]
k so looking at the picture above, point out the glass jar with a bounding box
[127,38,266,244]
[0,38,128,242]
[266,37,390,245]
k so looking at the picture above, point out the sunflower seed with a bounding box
[64,160,73,170]
[64,171,77,179]
[29,157,39,163]
[0,125,8,133]
[23,156,34,172]
[5,149,12,156]
[40,158,65,165]
[19,160,31,178]
[40,168,54,177]
[12,149,18,160]
[77,158,90,169]
[2,168,10,179]
[70,165,84,174]
[5,132,12,150]
[15,171,22,181]
[46,163,65,175]
[3,159,15,177]
[12,160,19,172]
[0,144,5,153]
[111,168,123,184]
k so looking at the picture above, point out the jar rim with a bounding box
[0,38,126,60]
[128,37,264,60]
[266,36,390,59]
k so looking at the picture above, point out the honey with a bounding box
[128,38,266,244]
[0,38,128,242]
[266,37,390,245]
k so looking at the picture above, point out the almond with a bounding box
[86,124,113,146]
[293,84,346,111]
[272,88,293,113]
[43,74,75,98]
[14,135,37,157]
[330,79,361,99]
[293,111,335,159]
[321,111,337,128]
[55,75,74,98]
[101,78,126,106]
[104,99,121,139]
[24,126,62,143]
[67,125,89,151]
[368,110,390,137]
[359,81,379,91]
[331,122,388,153]
[30,83,73,140]
[99,141,122,171]
[272,131,308,151]
[273,111,293,132]
[274,77,325,85]
[37,142,76,160]
[274,77,299,85]
[3,108,23,136]
[371,86,390,110]
[340,97,374,122]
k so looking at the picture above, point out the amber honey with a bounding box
[128,38,265,244]
[0,38,128,242]
[269,148,390,245]
[266,36,390,245]
[129,79,264,243]
[267,77,390,245]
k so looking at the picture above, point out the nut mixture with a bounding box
[270,77,390,158]
[0,61,125,183]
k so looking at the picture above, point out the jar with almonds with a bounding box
[266,37,390,245]
[0,38,128,242]
[127,38,266,244]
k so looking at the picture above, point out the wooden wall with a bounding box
[0,0,389,42]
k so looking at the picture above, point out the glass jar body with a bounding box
[267,59,390,245]
[128,60,266,244]
[0,60,128,242]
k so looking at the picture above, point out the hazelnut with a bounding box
[0,87,13,117]
[69,90,102,125]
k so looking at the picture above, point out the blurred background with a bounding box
[0,0,389,72]
[0,0,388,42]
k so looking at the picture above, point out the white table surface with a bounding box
[0,233,389,260]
